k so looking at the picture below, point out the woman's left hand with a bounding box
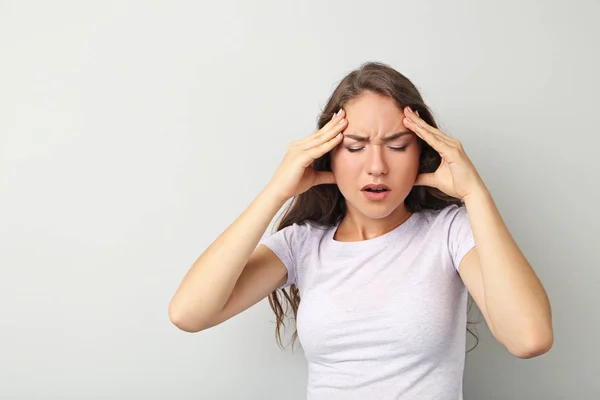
[403,106,486,200]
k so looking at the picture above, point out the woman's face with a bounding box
[331,91,420,219]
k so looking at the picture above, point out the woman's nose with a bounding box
[366,146,388,176]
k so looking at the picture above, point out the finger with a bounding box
[325,108,345,128]
[404,107,445,137]
[303,117,346,149]
[314,171,336,186]
[414,172,436,187]
[407,108,458,144]
[403,116,446,152]
[302,109,346,142]
[307,131,344,160]
[303,108,344,140]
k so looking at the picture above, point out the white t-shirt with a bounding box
[259,204,476,400]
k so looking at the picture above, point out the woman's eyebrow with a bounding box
[343,131,411,142]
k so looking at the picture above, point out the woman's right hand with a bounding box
[267,109,347,201]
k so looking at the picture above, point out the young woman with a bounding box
[169,62,553,399]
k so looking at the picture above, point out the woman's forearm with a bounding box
[168,186,287,331]
[464,189,553,356]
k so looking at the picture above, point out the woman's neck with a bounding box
[334,204,412,242]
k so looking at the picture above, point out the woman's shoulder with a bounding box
[417,204,469,231]
[264,219,333,242]
[293,219,334,238]
[419,203,464,218]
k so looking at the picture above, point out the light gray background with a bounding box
[1,1,598,399]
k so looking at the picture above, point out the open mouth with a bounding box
[361,185,391,201]
[363,188,389,193]
[361,184,391,192]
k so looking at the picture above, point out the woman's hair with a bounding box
[267,61,480,352]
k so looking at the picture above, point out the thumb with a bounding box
[314,171,336,186]
[414,172,436,188]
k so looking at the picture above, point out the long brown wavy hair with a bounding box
[267,61,481,352]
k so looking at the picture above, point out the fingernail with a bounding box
[337,108,343,116]
[406,106,413,113]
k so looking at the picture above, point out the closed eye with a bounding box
[345,147,362,153]
[345,146,407,153]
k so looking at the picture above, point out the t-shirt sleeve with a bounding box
[447,206,476,272]
[258,223,304,289]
